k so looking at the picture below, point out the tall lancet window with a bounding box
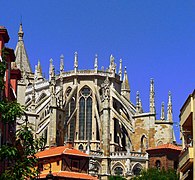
[79,87,92,140]
[69,98,76,141]
[65,87,76,141]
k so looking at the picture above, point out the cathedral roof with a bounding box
[35,145,89,159]
[15,23,32,73]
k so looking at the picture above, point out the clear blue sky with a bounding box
[1,0,195,143]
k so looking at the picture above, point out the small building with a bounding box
[146,143,181,171]
[35,145,98,179]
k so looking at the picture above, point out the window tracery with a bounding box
[79,86,92,140]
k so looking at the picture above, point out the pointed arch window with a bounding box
[141,135,147,152]
[65,87,76,142]
[114,167,123,176]
[79,87,92,140]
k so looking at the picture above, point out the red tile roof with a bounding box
[35,146,89,158]
[39,171,98,179]
[147,143,182,151]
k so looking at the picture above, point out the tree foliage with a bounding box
[0,49,45,179]
[131,168,179,180]
[109,175,127,180]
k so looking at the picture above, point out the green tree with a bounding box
[131,168,179,180]
[0,49,44,180]
[109,176,127,180]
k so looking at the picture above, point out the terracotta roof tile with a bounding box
[39,171,98,179]
[35,146,89,159]
[147,143,182,151]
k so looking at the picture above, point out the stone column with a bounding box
[100,76,111,180]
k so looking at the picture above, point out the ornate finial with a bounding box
[149,78,156,114]
[167,91,173,122]
[94,54,98,71]
[124,66,127,74]
[110,54,114,64]
[139,99,143,111]
[74,51,78,73]
[60,54,64,73]
[36,59,43,80]
[49,58,55,79]
[160,102,165,120]
[136,91,140,107]
[34,65,38,80]
[109,54,115,73]
[136,91,143,113]
[101,76,110,101]
[37,59,42,73]
[18,23,24,41]
[119,59,122,81]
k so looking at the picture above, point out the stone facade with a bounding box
[15,24,176,179]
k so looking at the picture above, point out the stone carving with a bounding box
[101,76,110,101]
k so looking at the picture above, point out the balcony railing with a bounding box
[179,146,193,171]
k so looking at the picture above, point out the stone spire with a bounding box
[121,66,130,100]
[160,102,165,120]
[15,23,32,73]
[136,91,140,113]
[74,52,78,73]
[18,23,24,41]
[167,91,173,122]
[94,54,98,72]
[110,54,114,66]
[49,59,57,147]
[59,54,64,108]
[49,59,56,105]
[60,54,64,74]
[36,60,43,80]
[149,78,156,114]
[118,59,122,81]
[136,91,143,113]
[49,58,55,80]
[139,99,143,113]
[109,54,116,74]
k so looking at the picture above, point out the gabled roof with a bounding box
[39,171,98,179]
[147,143,181,152]
[35,145,89,159]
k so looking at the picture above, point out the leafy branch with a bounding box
[0,47,45,179]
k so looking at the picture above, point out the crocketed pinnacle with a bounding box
[121,66,130,91]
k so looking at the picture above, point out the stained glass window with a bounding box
[79,87,92,140]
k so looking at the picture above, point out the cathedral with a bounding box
[15,24,175,179]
